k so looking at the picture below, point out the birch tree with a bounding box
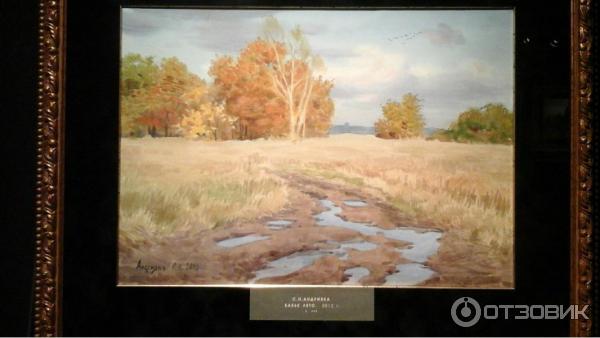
[262,17,325,140]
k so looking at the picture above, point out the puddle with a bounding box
[316,199,441,262]
[216,234,269,248]
[344,267,370,285]
[340,241,378,252]
[250,250,325,283]
[267,220,294,230]
[315,199,382,236]
[343,200,368,207]
[321,241,378,261]
[390,231,441,263]
[267,220,294,226]
[316,199,442,285]
[247,199,442,285]
[384,263,436,285]
[250,241,378,283]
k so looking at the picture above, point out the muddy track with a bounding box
[119,171,443,286]
[274,171,440,231]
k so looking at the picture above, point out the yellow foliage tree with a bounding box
[180,102,235,140]
[180,108,210,138]
[375,93,425,139]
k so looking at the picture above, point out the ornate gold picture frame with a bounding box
[33,0,593,335]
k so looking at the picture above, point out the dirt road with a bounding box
[119,172,444,286]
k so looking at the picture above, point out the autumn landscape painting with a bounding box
[118,9,515,288]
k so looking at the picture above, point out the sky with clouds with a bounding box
[122,9,514,128]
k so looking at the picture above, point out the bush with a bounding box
[374,93,425,139]
[431,103,513,144]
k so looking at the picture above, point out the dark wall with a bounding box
[0,0,37,336]
[592,0,599,333]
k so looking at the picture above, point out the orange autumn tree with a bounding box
[136,57,204,137]
[210,42,288,139]
[304,79,335,137]
[210,17,334,140]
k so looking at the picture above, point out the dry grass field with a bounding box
[119,134,513,287]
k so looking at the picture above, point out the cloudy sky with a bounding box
[122,9,514,128]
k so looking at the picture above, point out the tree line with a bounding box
[430,103,514,144]
[120,17,334,141]
[374,93,513,144]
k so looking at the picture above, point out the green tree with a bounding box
[433,103,514,144]
[374,93,425,139]
[120,54,159,96]
[120,54,160,136]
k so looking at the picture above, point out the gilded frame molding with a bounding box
[571,0,594,336]
[33,0,593,336]
[35,0,65,336]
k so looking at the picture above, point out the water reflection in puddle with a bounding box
[343,200,368,207]
[384,263,435,285]
[249,199,442,285]
[250,250,325,283]
[267,220,294,230]
[316,199,442,285]
[251,240,378,283]
[216,234,269,248]
[323,241,379,261]
[392,231,441,263]
[340,241,377,252]
[344,267,370,285]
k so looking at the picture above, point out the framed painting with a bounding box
[32,0,595,335]
[118,8,514,288]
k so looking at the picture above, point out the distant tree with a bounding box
[479,103,513,143]
[120,54,159,96]
[432,103,514,144]
[374,93,425,139]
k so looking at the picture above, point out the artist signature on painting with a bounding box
[135,259,201,274]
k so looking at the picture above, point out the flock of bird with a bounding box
[386,31,423,44]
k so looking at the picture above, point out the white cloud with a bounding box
[325,46,405,89]
[408,64,443,79]
[354,93,379,103]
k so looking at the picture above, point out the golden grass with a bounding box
[120,134,513,261]
[119,139,289,242]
